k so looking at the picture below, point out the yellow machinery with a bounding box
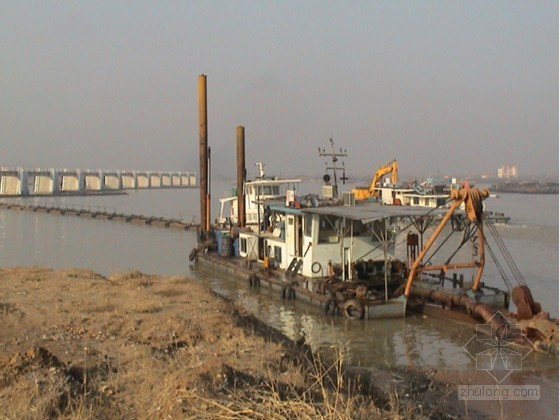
[352,159,398,200]
[404,184,489,298]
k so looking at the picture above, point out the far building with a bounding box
[497,164,518,180]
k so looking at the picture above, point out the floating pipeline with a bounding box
[408,284,558,355]
[0,202,199,231]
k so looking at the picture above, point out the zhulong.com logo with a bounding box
[463,311,534,384]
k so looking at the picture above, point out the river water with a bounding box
[0,185,558,415]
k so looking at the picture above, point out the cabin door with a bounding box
[286,216,295,256]
[286,215,304,257]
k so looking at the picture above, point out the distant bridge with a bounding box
[0,167,197,196]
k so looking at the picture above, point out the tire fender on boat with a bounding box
[282,285,296,300]
[248,274,260,288]
[324,298,338,316]
[342,299,365,320]
[188,248,198,262]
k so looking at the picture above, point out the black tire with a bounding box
[188,248,198,262]
[249,274,260,288]
[324,298,338,316]
[342,299,365,320]
[282,286,296,300]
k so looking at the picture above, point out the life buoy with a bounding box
[342,299,365,320]
[311,262,322,274]
[282,286,296,300]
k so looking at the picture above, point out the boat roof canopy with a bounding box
[301,203,446,224]
[247,178,301,186]
[267,202,303,215]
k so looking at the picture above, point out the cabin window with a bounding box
[258,185,280,195]
[369,220,386,241]
[318,215,339,243]
[424,198,429,206]
[413,197,420,205]
[240,238,247,253]
[346,219,365,236]
[304,214,313,237]
[274,246,282,264]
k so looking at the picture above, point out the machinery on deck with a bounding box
[353,159,398,200]
[404,184,489,296]
[403,183,558,354]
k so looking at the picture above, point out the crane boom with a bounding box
[352,159,398,200]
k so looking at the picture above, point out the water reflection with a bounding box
[196,265,495,371]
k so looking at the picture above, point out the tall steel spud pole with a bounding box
[236,126,246,227]
[198,74,209,234]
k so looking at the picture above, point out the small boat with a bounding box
[193,139,557,354]
[370,181,510,224]
[204,188,436,319]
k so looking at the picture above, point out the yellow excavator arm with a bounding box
[368,159,398,195]
[353,159,398,200]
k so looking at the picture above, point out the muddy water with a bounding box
[0,187,557,417]
[196,265,556,369]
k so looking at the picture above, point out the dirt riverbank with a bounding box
[0,267,550,419]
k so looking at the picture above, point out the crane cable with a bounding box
[483,234,514,291]
[483,216,527,287]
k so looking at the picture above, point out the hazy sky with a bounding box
[1,1,558,180]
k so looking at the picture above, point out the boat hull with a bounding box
[195,252,406,319]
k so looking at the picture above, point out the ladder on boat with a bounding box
[286,258,303,276]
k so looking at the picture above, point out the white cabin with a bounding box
[218,164,301,226]
[375,186,449,208]
[238,201,436,279]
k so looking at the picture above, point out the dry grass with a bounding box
[0,267,453,419]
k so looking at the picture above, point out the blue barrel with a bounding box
[215,230,223,255]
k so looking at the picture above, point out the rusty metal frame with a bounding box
[404,186,489,297]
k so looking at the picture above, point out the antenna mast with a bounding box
[318,138,347,198]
